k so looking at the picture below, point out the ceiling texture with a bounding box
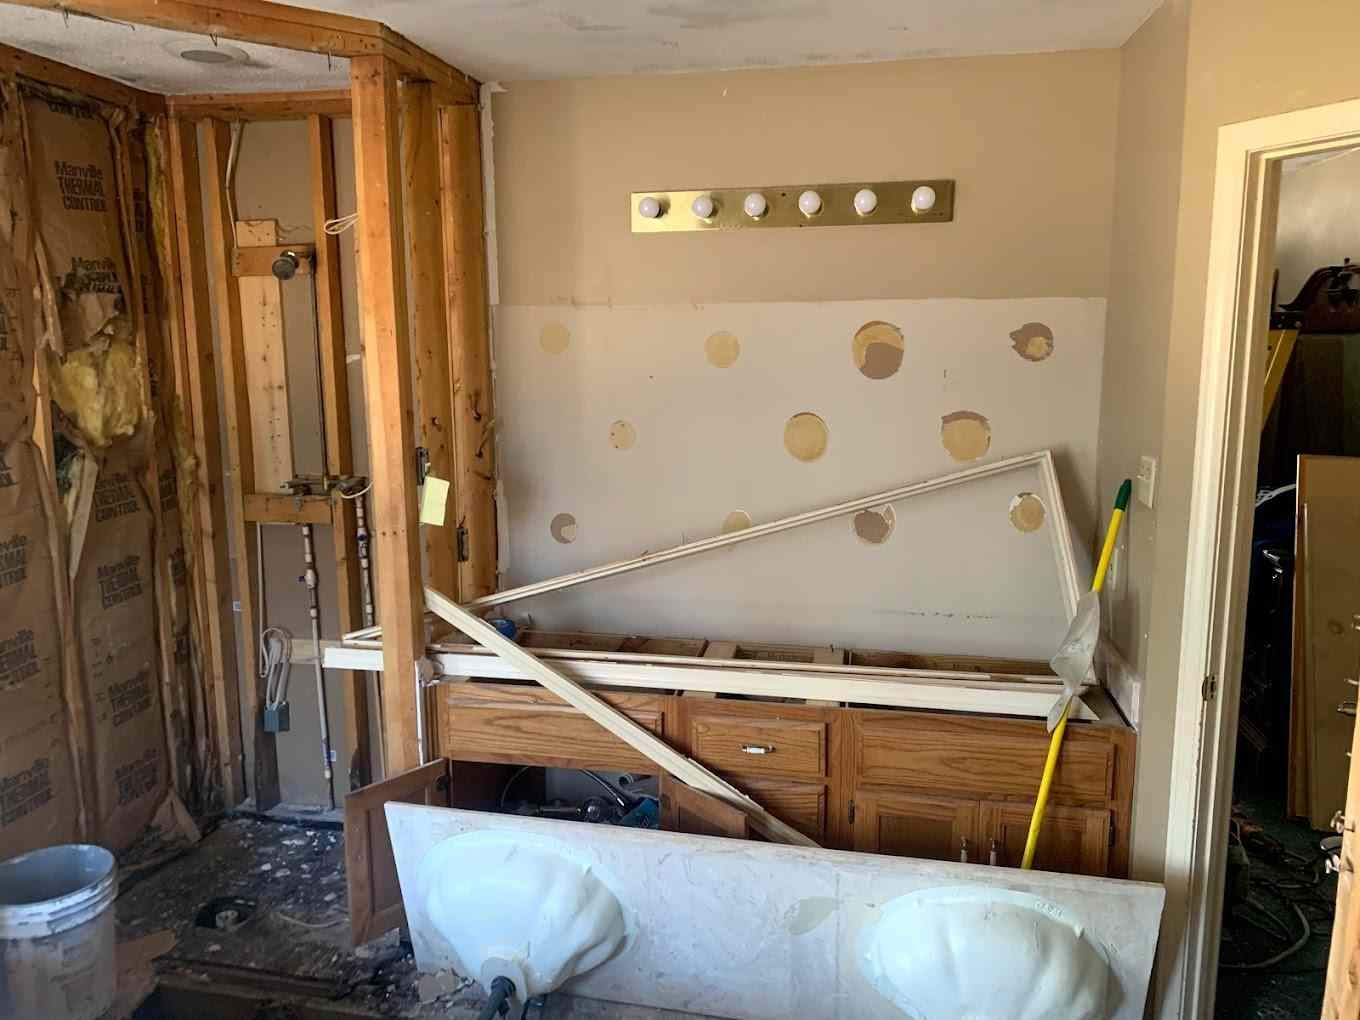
[0,0,1161,91]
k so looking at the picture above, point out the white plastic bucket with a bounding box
[0,844,118,1020]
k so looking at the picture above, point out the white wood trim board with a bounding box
[423,587,816,847]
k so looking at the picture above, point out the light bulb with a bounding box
[637,195,663,219]
[743,192,768,219]
[797,190,822,217]
[910,185,937,213]
[691,194,716,219]
[853,188,878,216]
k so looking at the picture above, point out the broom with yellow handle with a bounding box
[1021,478,1132,870]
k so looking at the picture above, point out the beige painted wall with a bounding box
[1088,1,1360,1007]
[492,50,1121,307]
[1275,147,1360,302]
[1093,0,1191,879]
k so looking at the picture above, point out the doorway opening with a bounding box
[1212,146,1360,1018]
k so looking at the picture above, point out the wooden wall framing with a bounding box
[4,1,495,806]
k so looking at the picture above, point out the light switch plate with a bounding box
[1136,455,1157,508]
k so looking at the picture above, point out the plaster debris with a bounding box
[1009,492,1046,532]
[783,411,828,462]
[609,420,636,450]
[539,321,571,354]
[721,509,752,534]
[940,410,991,461]
[704,330,740,368]
[549,512,578,544]
[852,506,895,544]
[1010,322,1055,361]
[852,320,905,379]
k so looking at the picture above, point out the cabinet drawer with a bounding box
[438,683,665,772]
[691,716,827,779]
[855,714,1115,804]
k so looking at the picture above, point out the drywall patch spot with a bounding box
[721,510,752,534]
[549,512,578,544]
[784,412,829,462]
[609,420,636,450]
[1009,492,1046,533]
[1010,322,1054,362]
[540,322,571,354]
[852,320,905,380]
[705,330,740,368]
[940,410,991,462]
[853,506,895,544]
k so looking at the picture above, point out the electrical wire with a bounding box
[260,626,293,709]
[1220,900,1312,970]
[324,212,359,235]
[225,121,243,247]
[337,479,373,500]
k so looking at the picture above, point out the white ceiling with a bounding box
[1,0,1160,93]
[299,0,1163,81]
[0,6,349,93]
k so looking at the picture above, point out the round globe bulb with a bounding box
[910,186,937,213]
[637,196,662,219]
[853,188,878,216]
[743,192,768,219]
[797,190,822,217]
[691,194,716,219]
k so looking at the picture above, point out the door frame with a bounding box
[1164,96,1360,1019]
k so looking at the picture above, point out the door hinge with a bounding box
[456,525,470,563]
[848,801,856,825]
[1202,674,1217,702]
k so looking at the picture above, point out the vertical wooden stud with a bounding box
[401,83,457,598]
[438,103,497,599]
[308,112,370,789]
[201,119,280,809]
[351,55,425,774]
[166,116,245,807]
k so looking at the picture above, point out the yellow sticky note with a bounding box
[419,476,450,527]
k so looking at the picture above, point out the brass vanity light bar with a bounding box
[630,179,954,233]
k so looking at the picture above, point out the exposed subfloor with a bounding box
[1212,790,1338,1019]
[117,814,713,1019]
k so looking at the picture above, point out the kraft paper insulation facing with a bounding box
[0,75,197,857]
[0,81,82,856]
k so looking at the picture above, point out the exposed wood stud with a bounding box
[402,83,458,599]
[350,54,424,775]
[235,219,295,496]
[438,104,497,600]
[201,119,280,809]
[168,89,351,121]
[167,116,245,807]
[309,112,370,790]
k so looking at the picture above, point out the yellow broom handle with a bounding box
[1021,482,1130,870]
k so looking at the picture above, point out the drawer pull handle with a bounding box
[741,744,775,755]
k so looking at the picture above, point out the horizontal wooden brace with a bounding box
[243,492,333,525]
[168,90,352,121]
[232,244,315,278]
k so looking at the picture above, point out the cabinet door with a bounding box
[660,776,752,839]
[980,801,1111,876]
[344,760,451,945]
[852,791,979,862]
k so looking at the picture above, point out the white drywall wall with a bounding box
[494,298,1104,660]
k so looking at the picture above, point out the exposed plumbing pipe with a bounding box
[300,522,335,809]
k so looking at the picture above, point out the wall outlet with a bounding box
[1136,455,1157,508]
